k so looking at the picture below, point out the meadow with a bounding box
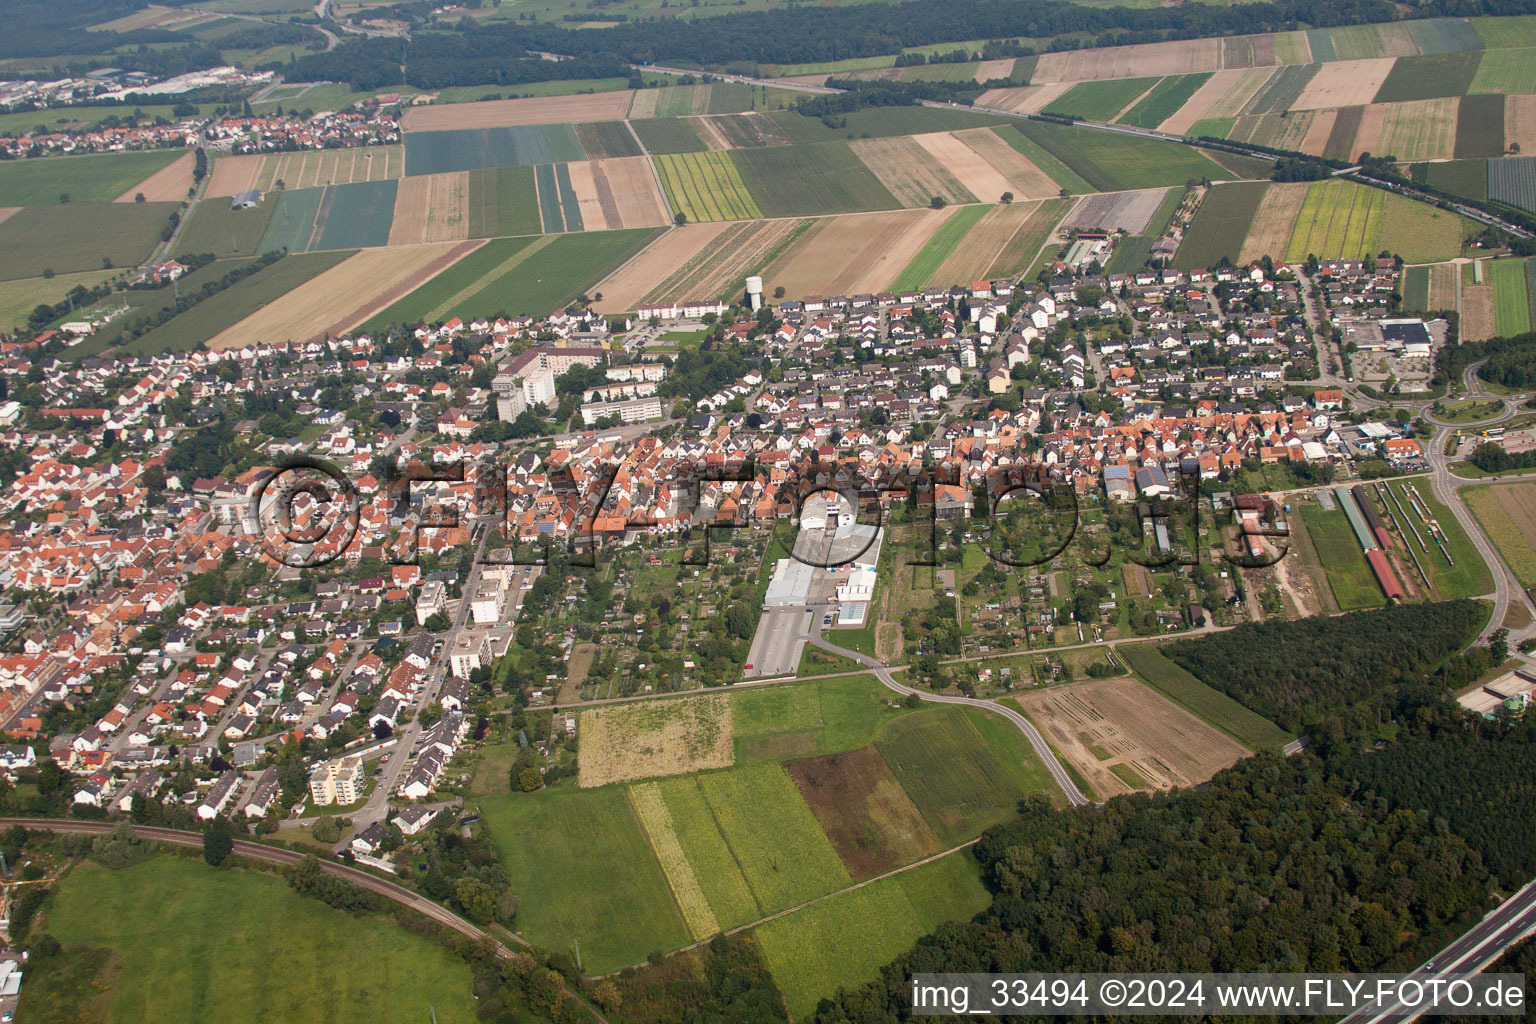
[1378,192,1479,263]
[1044,76,1161,122]
[1173,181,1268,270]
[0,203,176,281]
[0,269,114,330]
[1298,506,1387,610]
[890,204,989,290]
[1489,257,1534,336]
[1011,121,1231,192]
[0,149,184,205]
[172,200,276,258]
[1117,643,1293,751]
[655,151,762,222]
[731,143,898,218]
[35,857,477,1024]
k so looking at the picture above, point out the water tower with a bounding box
[745,275,764,311]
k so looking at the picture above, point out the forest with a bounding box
[809,751,1496,1023]
[1469,442,1536,473]
[1436,329,1536,390]
[1161,600,1486,731]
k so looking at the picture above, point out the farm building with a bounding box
[231,188,261,210]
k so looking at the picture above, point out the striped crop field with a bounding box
[890,204,989,291]
[1490,156,1536,214]
[1489,258,1533,336]
[655,151,762,222]
[1285,180,1384,263]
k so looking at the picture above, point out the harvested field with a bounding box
[1158,67,1274,134]
[1241,63,1318,115]
[206,154,264,198]
[706,113,791,149]
[401,91,633,130]
[1461,283,1497,341]
[986,196,1073,276]
[690,116,732,152]
[1378,97,1460,161]
[974,58,1016,83]
[1300,108,1343,159]
[762,208,955,297]
[1509,96,1536,157]
[252,145,403,192]
[785,746,940,880]
[1062,188,1171,235]
[1033,38,1221,83]
[641,217,809,304]
[206,241,473,349]
[578,693,733,788]
[115,150,195,202]
[573,120,641,160]
[1292,58,1397,110]
[974,83,1074,114]
[892,204,988,291]
[1466,483,1536,587]
[1428,261,1460,309]
[1239,181,1308,263]
[387,171,469,245]
[628,782,718,940]
[949,127,1061,199]
[626,89,660,119]
[565,156,671,231]
[927,201,1040,285]
[592,223,730,310]
[849,136,978,208]
[1016,676,1249,797]
[907,131,1017,203]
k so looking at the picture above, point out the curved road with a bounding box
[805,635,1092,806]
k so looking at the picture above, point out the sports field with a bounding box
[0,202,176,281]
[0,149,185,205]
[37,857,476,1024]
[1298,507,1387,610]
[654,151,762,222]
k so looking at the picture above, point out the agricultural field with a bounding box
[578,693,734,788]
[535,163,584,232]
[890,204,989,291]
[1375,98,1461,162]
[1400,262,1461,313]
[731,143,898,218]
[1117,644,1293,751]
[206,146,405,198]
[1455,94,1508,158]
[928,198,1068,285]
[563,156,672,231]
[848,135,979,208]
[573,120,642,159]
[992,125,1094,195]
[702,112,792,149]
[654,150,761,222]
[1016,676,1252,797]
[0,149,185,205]
[785,744,941,878]
[1159,67,1275,134]
[910,129,1057,204]
[1032,37,1221,83]
[1119,73,1214,129]
[1298,506,1387,610]
[256,187,327,255]
[206,241,478,348]
[1378,192,1480,262]
[0,269,114,331]
[361,235,544,330]
[1382,481,1494,601]
[631,117,707,155]
[762,106,1015,145]
[1509,96,1536,156]
[1471,48,1536,94]
[1242,64,1320,115]
[600,217,811,310]
[171,199,276,258]
[1293,58,1397,109]
[1373,52,1481,102]
[1488,257,1535,336]
[310,179,398,250]
[1414,158,1489,203]
[760,208,953,297]
[0,202,176,281]
[467,165,542,238]
[116,150,196,202]
[400,91,634,131]
[388,172,470,245]
[1044,76,1162,121]
[1465,482,1536,588]
[1239,181,1308,263]
[402,125,585,176]
[754,852,990,1021]
[1489,155,1536,214]
[1172,181,1268,270]
[1284,179,1386,262]
[1008,121,1231,192]
[1063,188,1173,236]
[35,858,477,1024]
[1473,13,1536,49]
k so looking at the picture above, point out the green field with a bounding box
[1299,506,1387,610]
[1380,192,1480,262]
[1415,158,1489,203]
[1384,482,1495,600]
[402,124,585,175]
[0,202,176,281]
[730,142,897,217]
[421,227,657,317]
[1285,179,1385,263]
[1489,257,1534,335]
[1456,93,1507,159]
[1373,52,1482,102]
[764,106,1011,145]
[0,149,184,205]
[631,117,707,154]
[656,151,762,221]
[172,199,276,258]
[1173,181,1268,270]
[891,203,989,290]
[655,776,760,927]
[1119,73,1215,129]
[360,235,542,330]
[755,851,990,1019]
[574,120,643,159]
[990,196,1074,277]
[35,857,476,1024]
[312,179,397,250]
[993,126,1093,195]
[1465,484,1536,587]
[1045,76,1162,122]
[1118,644,1293,751]
[0,269,116,330]
[257,187,326,254]
[1011,120,1229,192]
[1470,48,1536,94]
[66,251,352,360]
[1474,14,1536,49]
[466,164,542,238]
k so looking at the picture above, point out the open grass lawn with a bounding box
[754,850,989,1020]
[1465,483,1536,587]
[1118,643,1293,751]
[1172,181,1267,270]
[172,199,276,258]
[0,202,175,281]
[730,143,897,217]
[0,149,184,205]
[1045,76,1162,122]
[1013,120,1229,192]
[891,203,988,291]
[797,644,861,677]
[448,227,660,316]
[36,857,477,1024]
[67,250,352,360]
[481,780,691,973]
[1299,506,1387,610]
[1386,482,1494,600]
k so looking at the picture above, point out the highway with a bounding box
[1340,878,1536,1024]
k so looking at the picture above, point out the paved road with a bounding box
[806,634,1091,806]
[1339,878,1536,1024]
